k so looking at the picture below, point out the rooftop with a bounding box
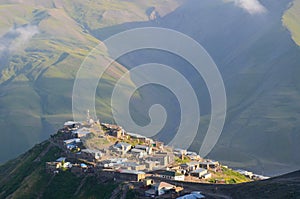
[123,162,140,167]
[135,145,149,149]
[126,132,147,139]
[190,168,207,173]
[152,170,183,177]
[81,149,101,154]
[199,161,219,165]
[155,181,176,190]
[64,121,80,126]
[72,128,91,135]
[63,138,81,144]
[110,158,128,163]
[115,142,131,148]
[187,161,200,166]
[56,157,66,162]
[119,169,145,175]
[131,148,146,153]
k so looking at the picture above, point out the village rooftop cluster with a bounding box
[46,119,269,198]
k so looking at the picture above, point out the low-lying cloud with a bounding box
[10,25,39,51]
[234,0,267,14]
[0,25,39,57]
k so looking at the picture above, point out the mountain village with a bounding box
[46,115,269,198]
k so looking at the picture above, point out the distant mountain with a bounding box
[86,0,300,176]
[0,0,300,177]
[161,0,300,176]
[166,0,300,176]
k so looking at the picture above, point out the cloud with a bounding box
[0,25,39,56]
[233,0,267,14]
[9,25,39,51]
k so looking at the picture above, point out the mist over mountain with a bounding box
[0,0,299,177]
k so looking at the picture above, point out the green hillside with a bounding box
[0,0,183,163]
[283,0,300,46]
[0,141,119,198]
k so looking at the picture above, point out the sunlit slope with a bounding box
[0,141,118,198]
[0,5,102,162]
[283,0,300,46]
[0,0,184,162]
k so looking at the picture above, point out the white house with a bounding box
[203,173,212,179]
[190,168,208,178]
[181,162,200,171]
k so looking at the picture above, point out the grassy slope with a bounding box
[0,2,102,162]
[61,0,182,28]
[210,167,250,184]
[179,170,300,199]
[225,170,300,198]
[0,0,183,163]
[217,5,300,175]
[283,0,300,46]
[0,141,118,199]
